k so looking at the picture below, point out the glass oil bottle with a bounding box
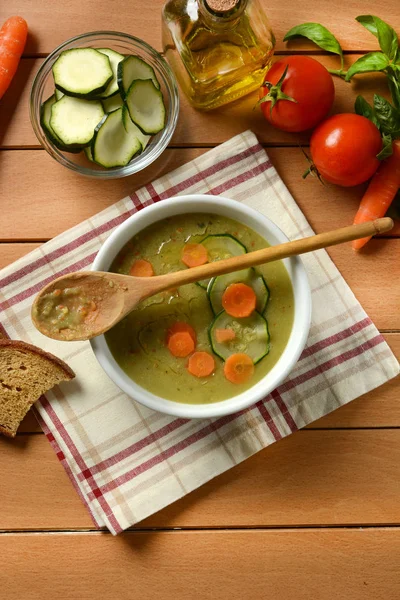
[162,0,275,110]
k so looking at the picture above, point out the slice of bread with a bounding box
[0,340,75,437]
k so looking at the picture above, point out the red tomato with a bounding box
[259,56,335,132]
[310,113,382,187]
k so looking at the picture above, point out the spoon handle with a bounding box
[149,217,393,293]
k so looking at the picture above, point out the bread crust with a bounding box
[0,339,75,380]
[0,423,16,437]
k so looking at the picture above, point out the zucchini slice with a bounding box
[84,145,94,162]
[40,94,81,153]
[97,48,124,99]
[125,79,166,135]
[50,95,104,147]
[122,105,150,152]
[197,234,247,289]
[102,92,124,113]
[117,55,160,99]
[92,107,142,168]
[52,48,113,97]
[209,310,270,363]
[208,268,269,315]
[54,88,64,101]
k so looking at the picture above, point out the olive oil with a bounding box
[162,0,275,110]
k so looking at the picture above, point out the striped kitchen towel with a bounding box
[0,130,398,534]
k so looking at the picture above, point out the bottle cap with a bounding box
[205,0,240,13]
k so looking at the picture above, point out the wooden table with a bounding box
[1,2,400,598]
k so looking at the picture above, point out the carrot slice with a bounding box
[215,328,236,343]
[224,353,254,384]
[353,139,400,250]
[166,322,197,345]
[181,243,208,268]
[222,283,256,318]
[129,259,154,277]
[167,331,195,358]
[188,351,215,378]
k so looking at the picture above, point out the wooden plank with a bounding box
[0,146,178,240]
[1,147,398,240]
[324,240,400,330]
[0,243,41,269]
[0,56,391,148]
[2,529,400,599]
[2,0,398,54]
[17,409,41,433]
[2,429,400,530]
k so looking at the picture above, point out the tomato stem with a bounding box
[327,68,348,81]
[300,147,325,184]
[258,64,298,110]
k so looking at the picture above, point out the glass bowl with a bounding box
[30,31,179,179]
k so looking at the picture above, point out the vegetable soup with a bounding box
[105,213,294,404]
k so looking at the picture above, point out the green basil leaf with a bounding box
[345,52,389,81]
[373,94,400,137]
[376,133,393,160]
[356,15,379,37]
[374,17,398,60]
[354,95,380,128]
[356,15,399,60]
[283,23,343,57]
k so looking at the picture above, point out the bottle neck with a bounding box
[199,0,247,26]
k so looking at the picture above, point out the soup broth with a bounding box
[105,213,294,404]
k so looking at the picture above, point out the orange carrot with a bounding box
[224,353,254,384]
[166,322,197,345]
[0,16,28,100]
[167,331,195,358]
[129,259,154,277]
[187,351,215,377]
[215,328,236,343]
[222,283,256,318]
[181,243,208,268]
[353,139,400,250]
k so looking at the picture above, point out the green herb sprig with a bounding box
[283,15,400,158]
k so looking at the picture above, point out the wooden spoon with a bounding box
[31,217,393,341]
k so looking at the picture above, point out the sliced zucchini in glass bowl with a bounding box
[118,54,160,99]
[54,88,64,101]
[30,31,179,178]
[97,48,125,99]
[84,145,95,162]
[93,107,142,168]
[102,93,124,114]
[122,105,150,152]
[40,94,81,153]
[49,95,105,148]
[209,310,270,364]
[125,79,166,135]
[52,48,113,97]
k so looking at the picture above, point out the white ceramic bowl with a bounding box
[91,194,311,419]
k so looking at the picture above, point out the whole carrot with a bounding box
[353,139,400,250]
[0,16,28,100]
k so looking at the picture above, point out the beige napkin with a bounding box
[0,131,398,533]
